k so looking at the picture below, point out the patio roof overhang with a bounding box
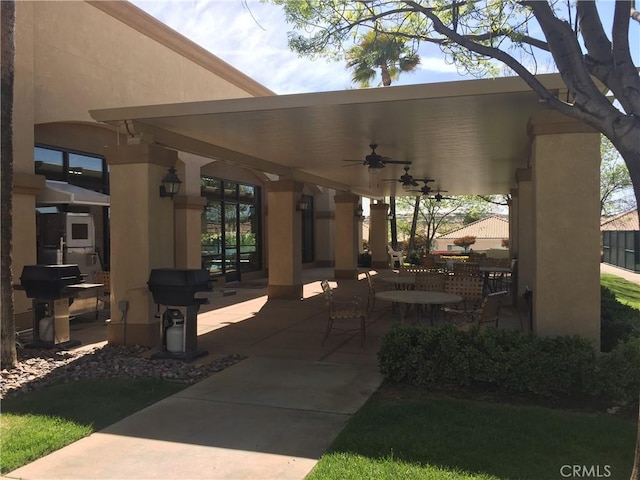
[90,74,567,199]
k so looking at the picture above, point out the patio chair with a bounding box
[414,271,447,292]
[363,271,377,316]
[387,245,403,269]
[320,279,366,346]
[420,254,439,269]
[452,262,481,277]
[443,275,484,322]
[455,290,508,331]
[94,270,111,320]
[497,258,518,295]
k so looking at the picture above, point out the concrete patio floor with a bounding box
[5,268,528,480]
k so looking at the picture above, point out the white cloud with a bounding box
[130,0,468,94]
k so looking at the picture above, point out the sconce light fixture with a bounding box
[355,204,364,218]
[387,210,394,221]
[159,166,182,199]
[296,199,310,211]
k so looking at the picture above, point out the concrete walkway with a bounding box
[6,269,389,480]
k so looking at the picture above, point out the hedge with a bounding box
[378,325,640,404]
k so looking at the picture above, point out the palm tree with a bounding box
[346,30,420,87]
[1,0,17,369]
[346,30,420,252]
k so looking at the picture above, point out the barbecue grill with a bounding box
[147,268,211,361]
[20,264,100,348]
[147,268,211,306]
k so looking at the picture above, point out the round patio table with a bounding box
[375,290,462,324]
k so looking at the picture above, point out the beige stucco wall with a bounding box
[30,1,267,125]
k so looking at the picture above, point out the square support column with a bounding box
[266,179,303,299]
[334,192,360,279]
[174,195,207,269]
[516,168,534,311]
[104,143,179,347]
[12,174,45,330]
[369,202,390,269]
[529,111,601,347]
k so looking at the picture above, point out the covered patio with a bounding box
[89,73,601,348]
[67,267,526,361]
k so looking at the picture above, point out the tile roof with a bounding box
[436,215,509,239]
[601,209,639,231]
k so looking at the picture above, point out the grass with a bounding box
[0,377,185,473]
[306,384,637,480]
[601,273,640,309]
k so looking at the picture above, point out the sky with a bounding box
[129,1,638,96]
[130,0,479,94]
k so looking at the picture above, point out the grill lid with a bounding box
[147,269,212,306]
[20,264,84,299]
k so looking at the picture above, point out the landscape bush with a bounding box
[378,325,640,404]
[601,285,640,352]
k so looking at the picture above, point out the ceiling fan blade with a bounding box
[383,160,412,165]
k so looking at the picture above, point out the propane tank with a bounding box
[166,318,185,353]
[39,316,54,342]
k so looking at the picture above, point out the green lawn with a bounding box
[306,385,637,480]
[0,377,185,473]
[601,273,640,309]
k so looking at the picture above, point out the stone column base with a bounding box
[268,284,303,300]
[334,269,358,279]
[108,321,160,348]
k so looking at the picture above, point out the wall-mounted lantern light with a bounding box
[296,199,310,211]
[387,210,394,221]
[355,204,364,218]
[159,167,182,199]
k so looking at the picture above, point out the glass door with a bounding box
[201,176,262,281]
[224,203,239,281]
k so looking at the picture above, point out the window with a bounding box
[301,195,314,263]
[201,176,262,280]
[34,145,110,267]
[34,147,64,181]
[35,146,108,193]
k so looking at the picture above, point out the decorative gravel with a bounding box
[0,345,246,399]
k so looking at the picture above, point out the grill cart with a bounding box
[147,268,212,361]
[19,264,102,348]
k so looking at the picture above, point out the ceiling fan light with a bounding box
[402,183,412,192]
[368,166,380,176]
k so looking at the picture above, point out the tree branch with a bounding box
[524,1,622,127]
[403,1,562,105]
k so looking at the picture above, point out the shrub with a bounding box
[405,251,421,266]
[601,286,640,352]
[378,325,638,403]
[592,337,640,404]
